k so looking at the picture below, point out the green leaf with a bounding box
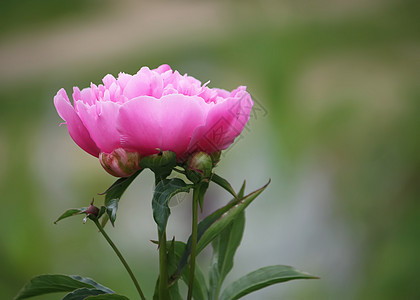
[169,241,208,300]
[171,180,269,283]
[105,199,118,226]
[97,206,106,220]
[208,211,245,300]
[14,274,114,299]
[86,295,129,300]
[153,277,183,300]
[166,239,183,300]
[62,288,106,300]
[196,180,209,212]
[211,173,238,199]
[101,170,142,226]
[168,283,183,300]
[54,208,87,224]
[197,180,268,254]
[100,213,110,228]
[237,180,246,199]
[219,265,319,300]
[152,278,159,300]
[69,276,113,294]
[152,178,192,236]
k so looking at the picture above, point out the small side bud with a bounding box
[83,199,100,223]
[210,151,221,167]
[186,152,213,184]
[86,200,100,218]
[100,148,141,177]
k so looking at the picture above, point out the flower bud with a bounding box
[99,148,141,177]
[210,151,221,167]
[140,150,177,179]
[186,152,213,184]
[86,201,100,218]
[83,199,100,223]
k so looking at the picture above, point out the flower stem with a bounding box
[158,230,169,300]
[187,187,200,300]
[154,173,170,300]
[93,218,146,300]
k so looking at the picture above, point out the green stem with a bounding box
[155,174,169,300]
[158,230,169,300]
[187,187,200,300]
[93,218,146,300]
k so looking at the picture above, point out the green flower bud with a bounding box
[210,150,222,167]
[140,150,177,179]
[186,152,213,184]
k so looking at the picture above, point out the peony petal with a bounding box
[117,94,207,157]
[154,64,171,74]
[76,86,96,106]
[166,71,202,96]
[188,89,253,153]
[199,86,218,103]
[76,100,122,154]
[54,89,100,157]
[102,74,117,89]
[158,94,208,157]
[123,67,163,99]
[213,88,230,99]
[72,87,81,106]
[117,96,162,156]
[117,72,132,90]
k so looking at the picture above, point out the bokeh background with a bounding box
[0,0,418,299]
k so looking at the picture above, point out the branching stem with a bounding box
[93,218,146,300]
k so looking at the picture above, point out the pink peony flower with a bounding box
[54,64,253,176]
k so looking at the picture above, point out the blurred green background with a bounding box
[0,0,418,299]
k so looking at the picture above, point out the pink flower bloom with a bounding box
[54,64,253,175]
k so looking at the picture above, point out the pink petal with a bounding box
[72,87,81,106]
[123,67,163,99]
[154,64,172,74]
[188,88,253,153]
[117,94,207,157]
[213,88,230,99]
[76,100,122,154]
[54,89,100,157]
[73,86,96,106]
[102,74,117,89]
[165,71,202,96]
[117,72,132,91]
[158,95,208,156]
